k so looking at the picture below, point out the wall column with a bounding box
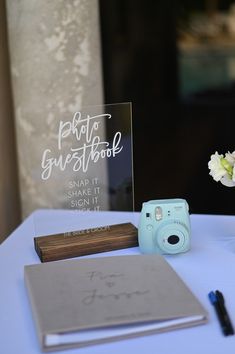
[6,0,104,217]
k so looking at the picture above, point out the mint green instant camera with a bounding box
[138,199,190,255]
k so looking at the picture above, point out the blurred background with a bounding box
[99,0,235,211]
[1,0,235,242]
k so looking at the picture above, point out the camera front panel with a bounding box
[138,198,191,255]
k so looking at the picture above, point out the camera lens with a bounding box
[167,235,180,245]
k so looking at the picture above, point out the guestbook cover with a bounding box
[24,255,208,351]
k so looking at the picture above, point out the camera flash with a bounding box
[155,207,163,221]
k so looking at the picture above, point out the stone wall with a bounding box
[6,0,104,217]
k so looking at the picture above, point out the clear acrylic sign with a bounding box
[37,102,134,213]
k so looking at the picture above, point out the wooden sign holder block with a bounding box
[34,223,138,262]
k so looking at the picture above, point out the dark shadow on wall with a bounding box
[0,0,21,243]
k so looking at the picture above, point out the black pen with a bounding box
[208,290,234,336]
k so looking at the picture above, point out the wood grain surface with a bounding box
[34,223,138,262]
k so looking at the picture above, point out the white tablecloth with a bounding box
[1,209,235,354]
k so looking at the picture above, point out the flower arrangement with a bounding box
[208,151,235,187]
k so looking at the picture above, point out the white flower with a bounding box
[233,166,235,183]
[208,151,235,187]
[225,151,235,165]
[221,175,235,187]
[208,152,226,182]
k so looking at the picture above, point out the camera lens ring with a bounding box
[154,221,189,254]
